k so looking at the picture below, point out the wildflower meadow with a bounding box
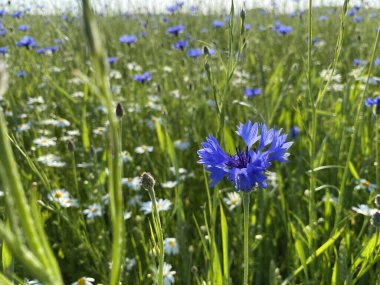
[0,0,380,284]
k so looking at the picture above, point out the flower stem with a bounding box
[243,192,250,285]
[148,187,164,285]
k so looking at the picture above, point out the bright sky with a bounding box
[3,0,380,14]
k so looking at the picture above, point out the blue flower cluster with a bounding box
[119,34,137,45]
[198,121,292,192]
[133,72,152,83]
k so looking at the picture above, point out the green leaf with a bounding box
[2,219,13,274]
[348,161,360,180]
[220,205,229,284]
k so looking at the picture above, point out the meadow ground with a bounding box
[0,1,380,285]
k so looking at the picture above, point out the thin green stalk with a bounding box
[243,193,250,285]
[147,187,164,285]
[307,0,317,260]
[335,22,380,228]
[81,1,125,284]
[376,117,379,188]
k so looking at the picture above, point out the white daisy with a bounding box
[163,237,179,255]
[352,204,378,216]
[141,199,172,214]
[71,277,95,285]
[33,136,57,147]
[83,204,102,220]
[134,145,154,154]
[223,192,242,211]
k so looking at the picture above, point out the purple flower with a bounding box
[353,59,366,66]
[18,25,28,31]
[187,48,202,58]
[167,25,184,36]
[174,40,188,50]
[0,46,7,54]
[369,13,377,19]
[290,126,300,139]
[212,20,224,28]
[12,11,23,18]
[119,34,137,45]
[16,36,37,48]
[353,15,363,23]
[365,97,380,107]
[375,58,380,66]
[198,121,292,192]
[245,24,252,31]
[273,21,292,35]
[45,45,60,52]
[244,88,262,98]
[189,6,198,13]
[167,5,178,13]
[108,57,118,64]
[17,71,27,78]
[133,72,152,83]
[319,15,327,21]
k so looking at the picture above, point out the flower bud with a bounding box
[203,46,209,55]
[240,9,246,21]
[375,194,380,208]
[67,140,75,152]
[141,172,155,191]
[371,211,380,228]
[115,102,123,118]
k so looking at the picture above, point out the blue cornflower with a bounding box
[18,25,28,31]
[369,13,377,19]
[16,36,37,48]
[17,71,27,78]
[365,97,380,107]
[133,72,152,83]
[245,24,252,31]
[36,48,45,54]
[174,40,188,50]
[273,21,292,35]
[167,25,184,36]
[353,59,366,66]
[374,58,380,66]
[108,57,118,64]
[211,20,224,28]
[12,11,23,18]
[45,45,60,53]
[0,46,7,54]
[176,2,184,8]
[290,126,300,139]
[319,15,327,21]
[187,48,202,58]
[0,10,5,17]
[244,88,262,98]
[189,6,198,13]
[353,15,363,23]
[167,5,178,13]
[198,121,292,192]
[119,34,137,45]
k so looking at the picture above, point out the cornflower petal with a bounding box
[236,120,259,149]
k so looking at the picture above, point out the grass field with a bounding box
[0,1,380,284]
